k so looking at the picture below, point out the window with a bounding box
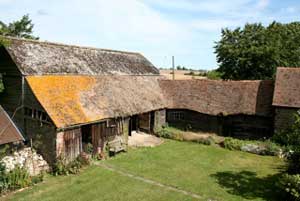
[171,111,184,121]
[24,107,51,123]
[106,119,117,128]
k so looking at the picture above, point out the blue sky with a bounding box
[0,0,299,70]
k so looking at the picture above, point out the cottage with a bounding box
[0,37,166,164]
[273,67,300,132]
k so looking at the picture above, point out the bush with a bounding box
[279,174,300,201]
[263,140,282,156]
[156,127,184,141]
[286,149,300,175]
[53,155,90,176]
[0,163,32,194]
[206,70,223,80]
[193,137,215,146]
[223,137,244,150]
[272,114,300,148]
[156,128,173,139]
[223,137,282,156]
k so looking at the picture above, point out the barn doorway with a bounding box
[129,115,138,136]
[81,125,93,154]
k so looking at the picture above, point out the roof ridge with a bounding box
[4,36,142,56]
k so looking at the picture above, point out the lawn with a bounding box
[3,140,285,201]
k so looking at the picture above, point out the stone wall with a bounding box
[154,109,166,132]
[1,147,49,176]
[274,107,299,132]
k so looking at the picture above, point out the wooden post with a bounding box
[172,56,175,80]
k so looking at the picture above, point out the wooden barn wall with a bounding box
[0,76,24,132]
[167,109,221,134]
[56,128,82,162]
[92,118,129,154]
[167,109,273,139]
[26,119,56,164]
[223,115,273,139]
[274,107,298,132]
[0,47,57,164]
[0,47,23,130]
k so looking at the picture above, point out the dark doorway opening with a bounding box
[129,115,138,136]
[150,111,155,133]
[81,125,92,153]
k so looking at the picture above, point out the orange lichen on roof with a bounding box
[26,75,167,129]
[26,76,97,128]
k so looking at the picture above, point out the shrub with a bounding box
[0,164,32,193]
[156,127,184,141]
[193,137,215,146]
[206,70,223,80]
[262,140,282,156]
[223,138,282,156]
[272,114,300,148]
[156,128,173,139]
[223,137,244,150]
[279,174,300,201]
[53,155,90,176]
[286,149,300,175]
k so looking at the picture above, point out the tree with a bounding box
[0,14,38,40]
[215,22,300,80]
[0,15,38,93]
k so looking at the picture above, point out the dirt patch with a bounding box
[128,132,164,147]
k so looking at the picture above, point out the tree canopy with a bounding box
[0,14,38,40]
[215,22,300,80]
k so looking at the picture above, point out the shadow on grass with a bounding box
[211,171,285,201]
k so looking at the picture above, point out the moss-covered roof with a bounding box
[26,75,166,128]
[5,37,159,76]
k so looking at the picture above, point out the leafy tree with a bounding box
[215,22,300,80]
[0,14,38,40]
[0,15,38,93]
[206,70,223,80]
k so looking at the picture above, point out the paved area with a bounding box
[128,131,164,147]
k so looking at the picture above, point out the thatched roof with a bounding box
[159,79,274,117]
[0,105,24,145]
[273,67,300,108]
[4,37,158,75]
[26,75,166,128]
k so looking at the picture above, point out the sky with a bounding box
[0,0,299,70]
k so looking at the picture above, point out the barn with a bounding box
[273,67,300,132]
[1,37,296,164]
[0,37,167,164]
[160,79,274,138]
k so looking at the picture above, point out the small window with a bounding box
[24,107,51,123]
[106,119,117,128]
[171,111,184,121]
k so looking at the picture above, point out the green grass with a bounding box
[3,140,285,201]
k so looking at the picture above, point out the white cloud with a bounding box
[256,0,270,10]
